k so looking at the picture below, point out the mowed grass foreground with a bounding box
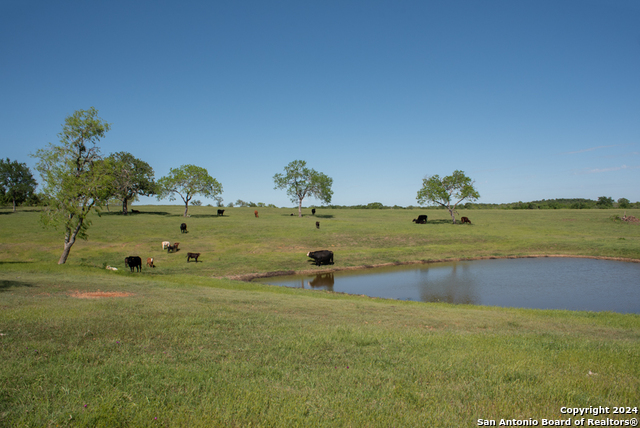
[1,206,639,426]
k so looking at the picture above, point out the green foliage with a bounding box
[416,170,480,223]
[618,198,631,209]
[32,107,114,264]
[0,158,37,211]
[596,196,614,208]
[107,152,156,214]
[157,164,223,217]
[273,160,333,217]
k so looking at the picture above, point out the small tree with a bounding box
[596,196,614,209]
[273,160,333,217]
[107,152,156,215]
[0,158,37,212]
[32,107,114,264]
[157,164,222,217]
[416,170,480,224]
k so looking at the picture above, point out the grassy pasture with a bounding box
[1,206,639,426]
[1,205,639,277]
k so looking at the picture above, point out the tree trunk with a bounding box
[298,199,303,217]
[58,221,83,264]
[448,207,457,224]
[184,202,189,217]
[12,198,16,213]
[122,198,129,215]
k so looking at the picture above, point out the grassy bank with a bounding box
[1,207,639,426]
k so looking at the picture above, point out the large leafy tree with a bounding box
[273,160,333,217]
[596,196,614,209]
[107,152,156,215]
[32,107,115,264]
[0,158,37,212]
[157,164,222,217]
[416,170,480,224]
[617,198,631,209]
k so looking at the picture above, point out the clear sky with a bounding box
[2,0,639,207]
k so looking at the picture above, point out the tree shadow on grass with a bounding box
[280,214,335,219]
[100,211,174,216]
[410,219,452,225]
[0,279,34,292]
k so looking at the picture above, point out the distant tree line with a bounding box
[460,197,638,210]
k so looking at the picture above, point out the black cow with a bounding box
[187,252,200,262]
[217,209,225,216]
[180,223,188,233]
[460,216,472,224]
[412,215,428,224]
[312,208,316,215]
[307,250,334,266]
[316,221,320,229]
[124,256,142,272]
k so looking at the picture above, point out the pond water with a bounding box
[255,258,640,313]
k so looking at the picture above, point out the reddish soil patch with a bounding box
[71,291,135,299]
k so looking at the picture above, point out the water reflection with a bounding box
[256,258,640,313]
[308,273,335,291]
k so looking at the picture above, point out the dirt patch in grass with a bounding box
[71,291,135,299]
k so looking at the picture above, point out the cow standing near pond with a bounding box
[307,250,334,266]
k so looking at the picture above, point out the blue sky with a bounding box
[1,0,639,207]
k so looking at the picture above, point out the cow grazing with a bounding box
[124,256,142,272]
[460,216,472,224]
[147,257,155,268]
[316,221,320,229]
[254,210,259,218]
[217,209,225,216]
[180,223,188,233]
[307,250,334,266]
[162,241,171,250]
[412,215,428,224]
[168,242,180,253]
[312,208,316,215]
[187,252,200,262]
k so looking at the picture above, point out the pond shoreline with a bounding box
[222,254,640,282]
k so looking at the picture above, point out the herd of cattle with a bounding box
[122,209,472,272]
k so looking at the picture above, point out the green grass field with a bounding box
[1,206,639,427]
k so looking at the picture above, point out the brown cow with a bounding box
[316,221,320,229]
[147,257,155,268]
[187,252,200,262]
[460,217,472,224]
[254,210,259,218]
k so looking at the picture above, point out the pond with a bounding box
[254,257,640,313]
